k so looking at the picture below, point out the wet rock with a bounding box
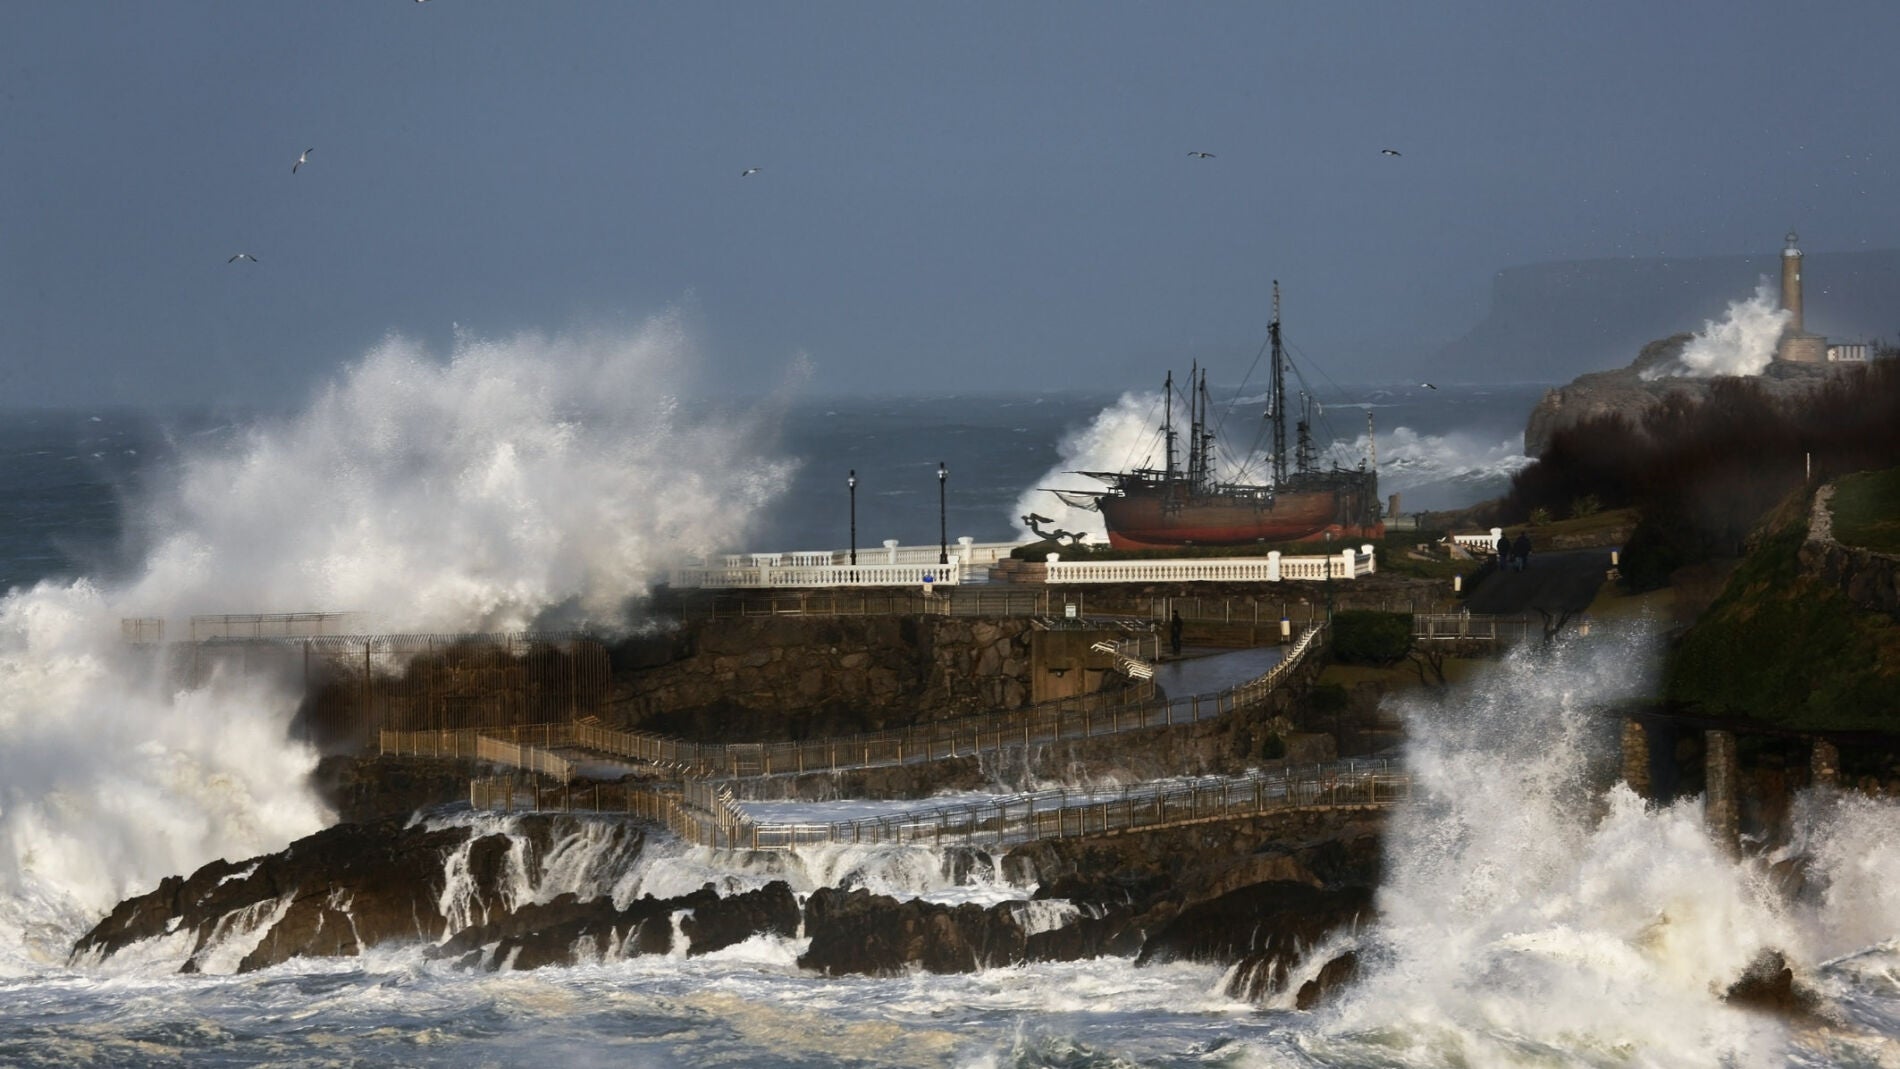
[799,887,1029,975]
[1139,880,1372,987]
[71,815,667,974]
[439,881,802,971]
[73,817,471,973]
[1724,949,1817,1017]
[1294,950,1360,1009]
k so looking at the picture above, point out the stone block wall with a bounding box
[615,616,1131,740]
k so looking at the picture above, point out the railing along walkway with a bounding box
[1413,613,1538,643]
[469,759,1407,850]
[387,624,1325,780]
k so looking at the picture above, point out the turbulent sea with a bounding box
[3,321,1898,1067]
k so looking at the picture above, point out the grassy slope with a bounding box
[1832,468,1900,553]
[1663,482,1900,731]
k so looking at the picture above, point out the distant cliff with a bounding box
[1430,249,1900,385]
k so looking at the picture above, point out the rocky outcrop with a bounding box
[433,882,801,971]
[74,814,648,973]
[1523,335,1850,458]
[799,888,1033,975]
[75,804,1383,998]
[1724,949,1818,1018]
[73,815,474,972]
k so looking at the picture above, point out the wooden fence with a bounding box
[469,759,1407,850]
[385,624,1324,781]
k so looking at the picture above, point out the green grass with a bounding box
[1664,487,1900,732]
[1831,468,1900,554]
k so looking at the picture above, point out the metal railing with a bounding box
[471,758,1407,850]
[386,624,1325,781]
[1413,613,1537,643]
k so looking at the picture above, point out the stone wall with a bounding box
[1802,484,1900,617]
[614,616,1132,741]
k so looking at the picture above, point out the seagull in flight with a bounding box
[292,147,313,174]
[1187,151,1215,159]
[741,167,762,177]
[1381,148,1403,157]
[228,253,259,263]
[1418,381,1437,390]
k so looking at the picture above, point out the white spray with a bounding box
[1643,279,1793,380]
[0,315,799,972]
[1324,630,1900,1067]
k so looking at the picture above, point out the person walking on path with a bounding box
[1169,610,1184,656]
[1513,532,1532,572]
[1495,531,1510,566]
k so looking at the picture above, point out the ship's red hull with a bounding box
[1095,480,1384,550]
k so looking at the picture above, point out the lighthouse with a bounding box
[1780,230,1803,332]
[1775,230,1827,363]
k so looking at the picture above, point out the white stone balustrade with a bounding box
[1044,545,1375,584]
[670,560,963,589]
[1450,528,1506,554]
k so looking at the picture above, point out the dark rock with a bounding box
[1724,948,1817,1017]
[71,815,672,974]
[1294,950,1360,1009]
[72,816,470,973]
[1132,877,1375,1010]
[428,881,801,972]
[799,887,1028,976]
[681,880,802,956]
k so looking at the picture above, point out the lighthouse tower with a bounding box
[1780,230,1804,331]
[1775,230,1826,363]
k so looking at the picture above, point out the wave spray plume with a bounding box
[0,315,797,970]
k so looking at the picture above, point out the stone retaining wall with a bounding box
[1801,484,1900,617]
[617,616,1123,739]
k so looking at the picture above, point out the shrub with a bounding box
[1571,494,1601,518]
[1329,610,1413,666]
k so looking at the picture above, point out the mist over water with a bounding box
[0,316,799,971]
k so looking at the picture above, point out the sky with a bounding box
[5,2,1900,408]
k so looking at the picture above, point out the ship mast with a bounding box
[1295,392,1314,475]
[1197,367,1215,491]
[1268,280,1287,486]
[1162,369,1177,483]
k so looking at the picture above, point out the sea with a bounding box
[2,322,1897,1067]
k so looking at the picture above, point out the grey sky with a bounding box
[5,2,1899,408]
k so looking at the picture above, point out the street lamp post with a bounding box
[937,462,949,566]
[848,470,857,567]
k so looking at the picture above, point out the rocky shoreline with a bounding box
[74,807,1381,1008]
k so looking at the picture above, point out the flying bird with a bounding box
[292,147,313,174]
[1419,382,1437,390]
[741,167,762,177]
[1187,151,1215,159]
[1381,148,1402,157]
[228,253,259,263]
